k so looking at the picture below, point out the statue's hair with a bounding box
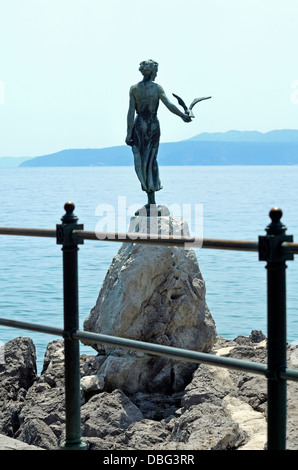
[139,59,158,76]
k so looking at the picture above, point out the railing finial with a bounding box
[269,207,282,223]
[266,207,287,236]
[64,201,75,214]
[61,202,78,225]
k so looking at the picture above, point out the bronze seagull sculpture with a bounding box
[172,94,211,118]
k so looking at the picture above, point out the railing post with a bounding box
[56,202,87,450]
[259,207,294,450]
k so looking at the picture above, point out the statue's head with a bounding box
[139,60,158,80]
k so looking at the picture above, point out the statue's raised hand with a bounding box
[181,114,192,123]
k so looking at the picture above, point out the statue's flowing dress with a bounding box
[132,110,163,193]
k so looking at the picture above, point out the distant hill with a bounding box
[158,141,298,165]
[20,146,133,167]
[187,129,298,143]
[17,129,298,167]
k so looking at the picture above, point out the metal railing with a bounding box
[1,202,298,451]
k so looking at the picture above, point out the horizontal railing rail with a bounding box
[0,202,297,450]
[2,316,298,382]
[0,227,57,238]
[1,225,298,254]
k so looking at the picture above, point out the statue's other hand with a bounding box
[125,136,134,146]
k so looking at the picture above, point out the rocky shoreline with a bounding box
[1,331,298,450]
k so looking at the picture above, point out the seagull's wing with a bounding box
[172,93,188,112]
[189,96,212,110]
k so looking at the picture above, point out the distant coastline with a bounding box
[1,129,298,167]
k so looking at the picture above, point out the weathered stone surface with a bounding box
[92,350,199,396]
[83,216,216,394]
[285,343,298,451]
[169,402,246,450]
[15,418,58,450]
[223,396,267,450]
[81,389,144,439]
[1,333,298,450]
[17,341,66,427]
[181,364,235,408]
[0,337,37,402]
[115,419,172,450]
[132,391,183,420]
[80,375,104,403]
[0,337,37,437]
[0,433,43,450]
[14,340,66,449]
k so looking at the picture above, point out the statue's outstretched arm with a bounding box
[158,85,191,122]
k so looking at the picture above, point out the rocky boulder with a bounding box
[0,337,37,437]
[83,215,217,394]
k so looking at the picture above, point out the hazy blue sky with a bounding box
[1,0,297,157]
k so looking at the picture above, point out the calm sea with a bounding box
[1,165,298,372]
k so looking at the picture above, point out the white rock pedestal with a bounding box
[83,214,216,395]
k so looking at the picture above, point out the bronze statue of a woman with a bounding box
[125,60,191,211]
